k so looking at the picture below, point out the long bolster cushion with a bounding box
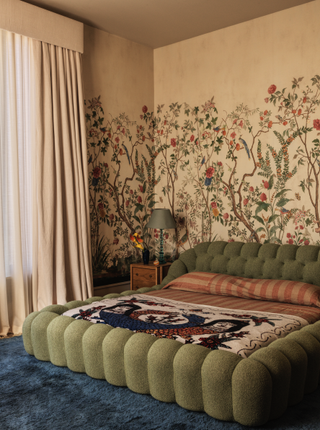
[164,272,320,307]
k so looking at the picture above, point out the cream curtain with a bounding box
[32,41,92,310]
[0,30,33,336]
[0,29,92,336]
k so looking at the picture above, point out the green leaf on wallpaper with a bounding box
[256,202,269,214]
[147,192,156,201]
[134,204,143,214]
[269,225,279,236]
[133,215,140,224]
[148,200,155,208]
[268,175,274,189]
[274,189,290,199]
[276,198,290,208]
[255,227,265,233]
[253,215,264,225]
[268,214,278,223]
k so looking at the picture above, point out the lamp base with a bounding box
[158,229,166,265]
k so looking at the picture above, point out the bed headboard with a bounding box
[158,241,320,289]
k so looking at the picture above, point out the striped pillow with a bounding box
[164,272,320,308]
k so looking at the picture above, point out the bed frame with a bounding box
[22,241,320,426]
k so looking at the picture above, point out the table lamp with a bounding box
[146,208,176,264]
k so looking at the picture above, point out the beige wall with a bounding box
[83,25,154,118]
[154,1,320,110]
[151,0,320,250]
[82,25,155,274]
[82,1,320,269]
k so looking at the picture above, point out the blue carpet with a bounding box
[1,336,320,430]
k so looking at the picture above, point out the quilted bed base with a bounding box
[22,288,320,427]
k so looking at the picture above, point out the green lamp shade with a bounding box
[146,208,176,229]
[146,209,176,264]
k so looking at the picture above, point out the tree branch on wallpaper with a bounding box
[85,97,159,275]
[86,75,320,276]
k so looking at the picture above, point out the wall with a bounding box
[152,1,320,255]
[82,26,155,277]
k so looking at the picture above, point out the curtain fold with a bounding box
[33,41,93,310]
[0,30,32,335]
[0,29,92,335]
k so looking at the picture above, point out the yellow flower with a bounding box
[130,233,145,250]
[212,208,219,217]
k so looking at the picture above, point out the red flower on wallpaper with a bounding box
[313,119,320,131]
[268,84,277,94]
[223,213,229,220]
[190,135,195,142]
[206,167,215,178]
[243,198,249,206]
[268,121,273,128]
[113,238,119,245]
[98,202,104,210]
[142,105,148,113]
[139,185,144,193]
[263,181,269,189]
[171,138,177,147]
[230,132,236,139]
[93,167,101,178]
[137,196,142,203]
[260,193,267,202]
[211,201,217,209]
[249,186,254,192]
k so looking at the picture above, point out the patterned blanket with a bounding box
[62,294,308,357]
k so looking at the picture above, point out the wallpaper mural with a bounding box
[86,75,320,277]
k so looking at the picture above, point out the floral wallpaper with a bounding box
[86,74,320,277]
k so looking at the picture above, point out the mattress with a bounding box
[62,282,320,357]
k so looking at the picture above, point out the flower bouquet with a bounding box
[130,232,150,264]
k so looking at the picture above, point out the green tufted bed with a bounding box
[23,241,320,426]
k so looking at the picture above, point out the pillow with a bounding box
[164,272,320,308]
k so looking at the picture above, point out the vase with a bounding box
[142,249,150,265]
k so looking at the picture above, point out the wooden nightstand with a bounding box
[130,262,171,291]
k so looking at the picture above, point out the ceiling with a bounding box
[22,0,313,48]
